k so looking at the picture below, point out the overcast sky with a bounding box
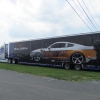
[0,0,100,46]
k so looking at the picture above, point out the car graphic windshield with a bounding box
[48,43,66,48]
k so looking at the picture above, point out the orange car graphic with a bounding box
[30,42,96,64]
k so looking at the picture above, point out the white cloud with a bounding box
[0,0,100,46]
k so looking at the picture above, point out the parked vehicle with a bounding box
[0,44,8,60]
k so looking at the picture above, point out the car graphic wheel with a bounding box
[33,53,42,62]
[71,53,85,64]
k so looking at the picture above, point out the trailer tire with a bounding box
[63,63,71,70]
[12,59,16,64]
[74,64,82,71]
[8,59,12,64]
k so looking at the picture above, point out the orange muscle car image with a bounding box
[30,42,96,64]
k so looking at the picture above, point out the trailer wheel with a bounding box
[8,59,12,64]
[74,64,82,71]
[33,52,43,62]
[63,63,71,70]
[12,59,16,64]
[71,53,85,64]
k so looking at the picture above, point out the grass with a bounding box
[0,62,100,81]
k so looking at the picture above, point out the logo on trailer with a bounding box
[18,44,22,48]
[14,44,28,50]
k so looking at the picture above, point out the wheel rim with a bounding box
[34,53,41,61]
[74,65,81,70]
[12,60,15,64]
[8,59,11,63]
[72,53,84,64]
[64,64,70,69]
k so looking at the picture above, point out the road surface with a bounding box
[0,69,100,100]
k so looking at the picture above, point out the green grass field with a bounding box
[0,62,100,81]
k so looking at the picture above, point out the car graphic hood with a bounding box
[32,48,45,52]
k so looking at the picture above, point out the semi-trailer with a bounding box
[1,32,100,70]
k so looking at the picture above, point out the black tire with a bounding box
[8,59,12,64]
[63,63,71,70]
[74,64,82,71]
[33,52,43,62]
[71,53,85,64]
[12,59,16,64]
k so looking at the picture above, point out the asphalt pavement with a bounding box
[0,69,100,100]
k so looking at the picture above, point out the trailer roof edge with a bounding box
[9,31,100,43]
